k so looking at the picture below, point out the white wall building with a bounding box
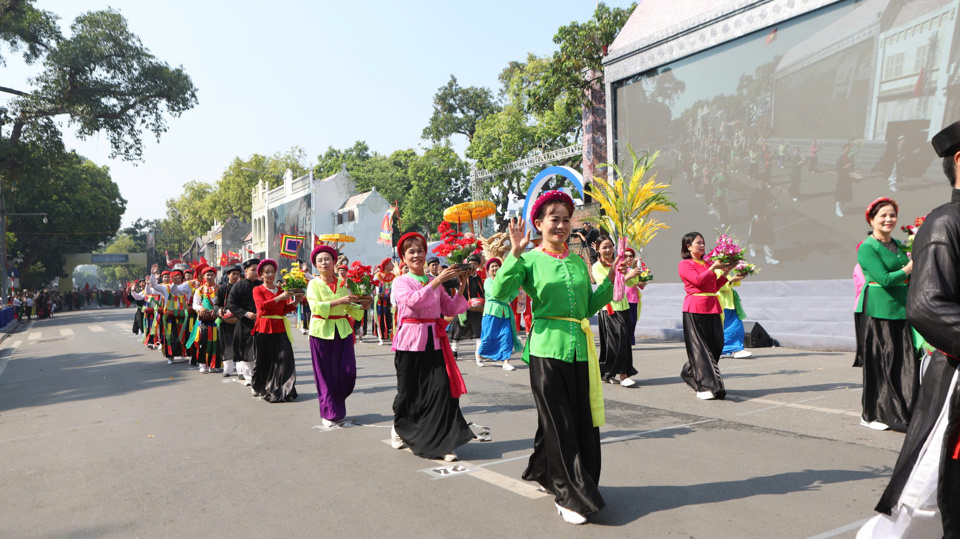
[250,166,393,269]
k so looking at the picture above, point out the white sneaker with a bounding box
[766,257,780,265]
[356,336,363,343]
[836,203,844,218]
[243,379,252,387]
[390,426,405,449]
[443,453,458,462]
[199,364,209,373]
[167,359,174,365]
[301,329,308,335]
[696,391,717,400]
[476,356,484,367]
[860,418,890,431]
[321,418,337,428]
[502,363,516,371]
[556,503,587,525]
[378,339,384,346]
[732,350,753,359]
[620,378,637,387]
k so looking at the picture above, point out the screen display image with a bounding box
[270,194,312,273]
[613,0,960,281]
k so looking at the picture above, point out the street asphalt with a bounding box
[0,308,904,538]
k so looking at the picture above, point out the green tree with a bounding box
[165,180,215,238]
[404,145,471,235]
[422,75,500,143]
[1,7,198,167]
[206,146,310,223]
[313,141,371,178]
[526,2,636,116]
[0,0,60,66]
[7,151,125,288]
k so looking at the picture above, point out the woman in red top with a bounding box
[251,259,303,402]
[678,232,742,400]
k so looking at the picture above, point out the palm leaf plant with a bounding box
[584,146,677,300]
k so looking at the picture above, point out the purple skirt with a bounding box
[309,333,357,422]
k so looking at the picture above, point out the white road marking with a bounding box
[11,341,21,348]
[89,325,104,332]
[28,332,40,340]
[734,396,825,417]
[806,517,873,539]
[60,329,74,336]
[381,439,548,500]
[727,395,861,417]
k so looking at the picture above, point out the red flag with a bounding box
[913,68,925,97]
[244,247,255,255]
[228,251,240,259]
[314,234,321,248]
[200,257,209,267]
[219,253,228,266]
[765,27,778,45]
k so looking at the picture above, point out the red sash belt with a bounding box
[401,318,467,399]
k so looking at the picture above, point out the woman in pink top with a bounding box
[624,248,645,346]
[389,232,474,462]
[678,232,742,400]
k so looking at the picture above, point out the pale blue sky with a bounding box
[2,0,634,226]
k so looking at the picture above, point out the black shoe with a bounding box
[453,351,459,360]
[238,374,245,381]
[222,372,232,377]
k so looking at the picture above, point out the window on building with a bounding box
[348,210,355,222]
[336,213,343,225]
[884,52,905,80]
[915,45,928,72]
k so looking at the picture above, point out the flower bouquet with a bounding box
[900,216,926,253]
[637,263,654,283]
[279,267,309,294]
[433,221,480,264]
[704,234,746,266]
[345,261,375,300]
[730,261,760,277]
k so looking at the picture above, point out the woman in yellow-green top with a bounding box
[716,277,751,359]
[592,235,642,387]
[855,197,918,433]
[493,190,633,525]
[307,245,371,428]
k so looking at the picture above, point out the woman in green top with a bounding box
[592,235,642,386]
[855,197,918,432]
[306,245,370,429]
[494,190,628,525]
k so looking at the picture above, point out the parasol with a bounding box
[318,233,356,250]
[443,200,496,233]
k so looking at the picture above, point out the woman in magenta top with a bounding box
[390,232,474,462]
[251,259,303,402]
[678,232,741,400]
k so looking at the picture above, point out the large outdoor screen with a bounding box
[613,0,960,281]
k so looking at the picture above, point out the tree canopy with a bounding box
[422,75,500,143]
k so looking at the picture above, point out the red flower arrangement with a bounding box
[433,221,481,264]
[901,215,927,253]
[345,261,375,296]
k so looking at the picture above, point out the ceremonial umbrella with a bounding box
[317,233,356,251]
[443,200,496,233]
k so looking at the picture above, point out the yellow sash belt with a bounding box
[262,315,294,344]
[541,316,605,428]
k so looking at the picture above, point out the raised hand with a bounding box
[508,217,531,258]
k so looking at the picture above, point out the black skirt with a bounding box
[852,311,866,367]
[393,329,474,458]
[680,312,725,397]
[859,314,919,432]
[234,318,256,363]
[449,311,482,342]
[252,332,298,403]
[598,309,637,380]
[522,355,604,515]
[132,309,144,335]
[219,320,237,362]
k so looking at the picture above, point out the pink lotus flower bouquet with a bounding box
[704,234,746,266]
[730,261,759,277]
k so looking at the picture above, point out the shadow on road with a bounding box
[592,466,891,527]
[0,350,188,413]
